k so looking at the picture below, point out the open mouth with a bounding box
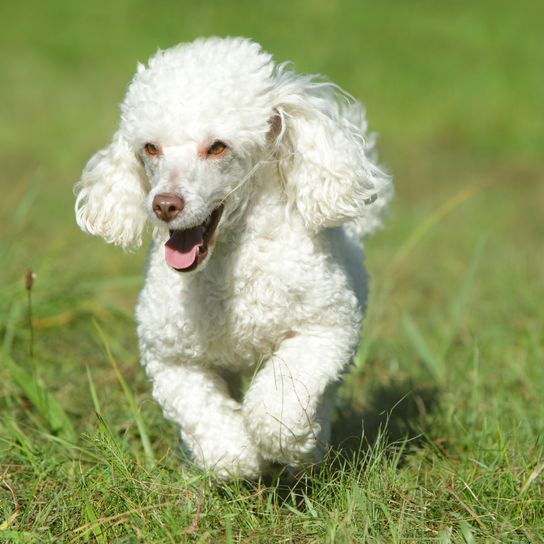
[164,204,224,272]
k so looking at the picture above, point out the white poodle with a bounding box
[75,37,392,479]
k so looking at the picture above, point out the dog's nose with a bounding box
[152,193,184,222]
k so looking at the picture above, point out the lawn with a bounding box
[1,1,543,542]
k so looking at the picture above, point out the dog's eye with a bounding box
[144,142,160,156]
[207,141,227,156]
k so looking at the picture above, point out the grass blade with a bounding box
[92,320,155,466]
[441,237,486,357]
[2,352,76,441]
[390,179,491,274]
[86,365,102,415]
[402,313,442,381]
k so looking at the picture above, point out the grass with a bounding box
[1,0,543,541]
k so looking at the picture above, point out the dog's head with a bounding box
[75,37,390,272]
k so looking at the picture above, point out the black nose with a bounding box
[152,193,184,222]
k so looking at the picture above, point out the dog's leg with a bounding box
[146,360,265,478]
[242,327,358,466]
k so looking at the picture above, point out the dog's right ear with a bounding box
[74,131,147,250]
[271,71,392,236]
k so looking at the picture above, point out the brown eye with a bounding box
[144,142,160,156]
[207,140,227,156]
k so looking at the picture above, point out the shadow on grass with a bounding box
[331,379,439,457]
[255,379,440,503]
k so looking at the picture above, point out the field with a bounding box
[1,1,543,542]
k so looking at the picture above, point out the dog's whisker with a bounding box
[219,152,277,205]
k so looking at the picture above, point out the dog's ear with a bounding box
[272,74,392,234]
[74,131,147,250]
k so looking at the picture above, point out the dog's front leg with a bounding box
[242,327,358,466]
[145,360,265,478]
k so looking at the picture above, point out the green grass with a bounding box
[1,0,543,541]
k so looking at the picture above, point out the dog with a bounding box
[75,37,392,478]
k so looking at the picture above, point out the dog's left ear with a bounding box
[272,75,391,233]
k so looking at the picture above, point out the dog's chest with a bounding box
[137,259,296,369]
[190,268,296,368]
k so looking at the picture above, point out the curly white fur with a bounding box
[75,37,392,479]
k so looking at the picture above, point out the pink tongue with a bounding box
[164,227,204,270]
